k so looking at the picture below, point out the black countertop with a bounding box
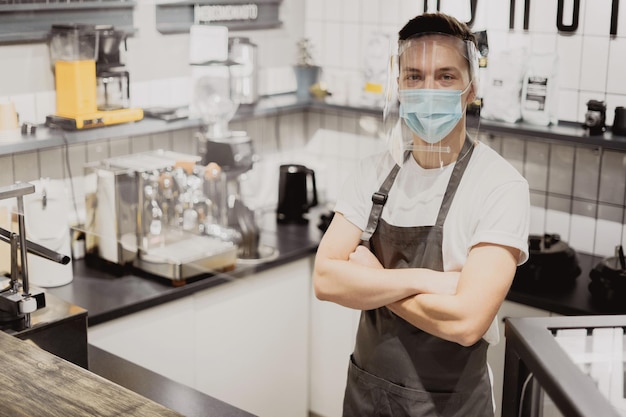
[47,209,325,326]
[48,212,625,326]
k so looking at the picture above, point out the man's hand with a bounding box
[348,245,383,269]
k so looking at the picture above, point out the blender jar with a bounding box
[48,24,98,65]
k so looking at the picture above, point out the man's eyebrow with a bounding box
[436,66,463,73]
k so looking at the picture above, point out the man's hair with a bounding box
[398,12,477,47]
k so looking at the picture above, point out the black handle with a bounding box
[0,227,70,265]
[306,167,318,209]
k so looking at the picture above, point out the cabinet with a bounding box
[89,257,312,417]
[487,300,552,417]
[309,292,360,417]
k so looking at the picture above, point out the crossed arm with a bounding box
[312,212,519,347]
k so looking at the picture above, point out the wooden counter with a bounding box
[0,329,182,417]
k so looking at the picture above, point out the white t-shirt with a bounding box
[334,140,530,344]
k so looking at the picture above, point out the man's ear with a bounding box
[466,81,477,104]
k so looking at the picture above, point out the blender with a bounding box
[45,24,143,130]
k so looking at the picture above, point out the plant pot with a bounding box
[293,65,321,100]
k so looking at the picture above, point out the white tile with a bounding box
[324,22,343,69]
[361,0,379,25]
[0,156,14,186]
[617,0,626,38]
[530,0,558,33]
[149,79,173,108]
[86,141,109,163]
[568,213,596,254]
[579,36,610,93]
[556,34,583,89]
[169,77,192,108]
[530,33,558,54]
[607,38,626,95]
[440,0,472,23]
[9,93,36,125]
[340,0,361,23]
[323,0,339,22]
[558,89,580,123]
[484,0,512,31]
[545,208,571,242]
[341,23,362,71]
[38,148,64,180]
[34,90,56,125]
[12,152,39,182]
[594,219,622,257]
[130,81,152,109]
[305,0,324,21]
[583,0,613,36]
[379,0,400,26]
[399,0,424,22]
[529,205,547,235]
[304,21,324,67]
[599,150,626,204]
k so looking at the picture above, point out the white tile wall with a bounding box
[302,0,626,124]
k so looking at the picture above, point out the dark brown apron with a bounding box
[343,138,493,417]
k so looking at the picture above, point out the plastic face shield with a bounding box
[383,33,479,166]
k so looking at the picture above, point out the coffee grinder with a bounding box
[192,65,260,260]
[45,24,143,130]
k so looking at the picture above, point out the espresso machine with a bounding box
[45,24,143,130]
[84,150,238,284]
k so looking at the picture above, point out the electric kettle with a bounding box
[277,164,318,224]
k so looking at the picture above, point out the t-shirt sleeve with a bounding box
[470,179,530,265]
[333,154,386,231]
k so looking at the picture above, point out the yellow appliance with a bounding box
[46,24,143,130]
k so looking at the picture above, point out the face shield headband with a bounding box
[382,33,480,166]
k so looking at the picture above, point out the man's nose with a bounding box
[423,76,435,89]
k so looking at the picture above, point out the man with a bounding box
[313,12,530,417]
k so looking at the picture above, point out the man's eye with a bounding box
[406,74,422,81]
[441,73,455,80]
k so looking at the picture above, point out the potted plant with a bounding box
[294,38,321,101]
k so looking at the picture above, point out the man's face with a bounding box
[398,35,471,91]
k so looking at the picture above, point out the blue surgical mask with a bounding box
[398,86,469,144]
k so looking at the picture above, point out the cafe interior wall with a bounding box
[1,0,626,258]
[306,0,626,259]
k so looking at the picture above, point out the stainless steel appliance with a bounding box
[84,150,238,284]
[277,164,318,224]
[0,182,87,368]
